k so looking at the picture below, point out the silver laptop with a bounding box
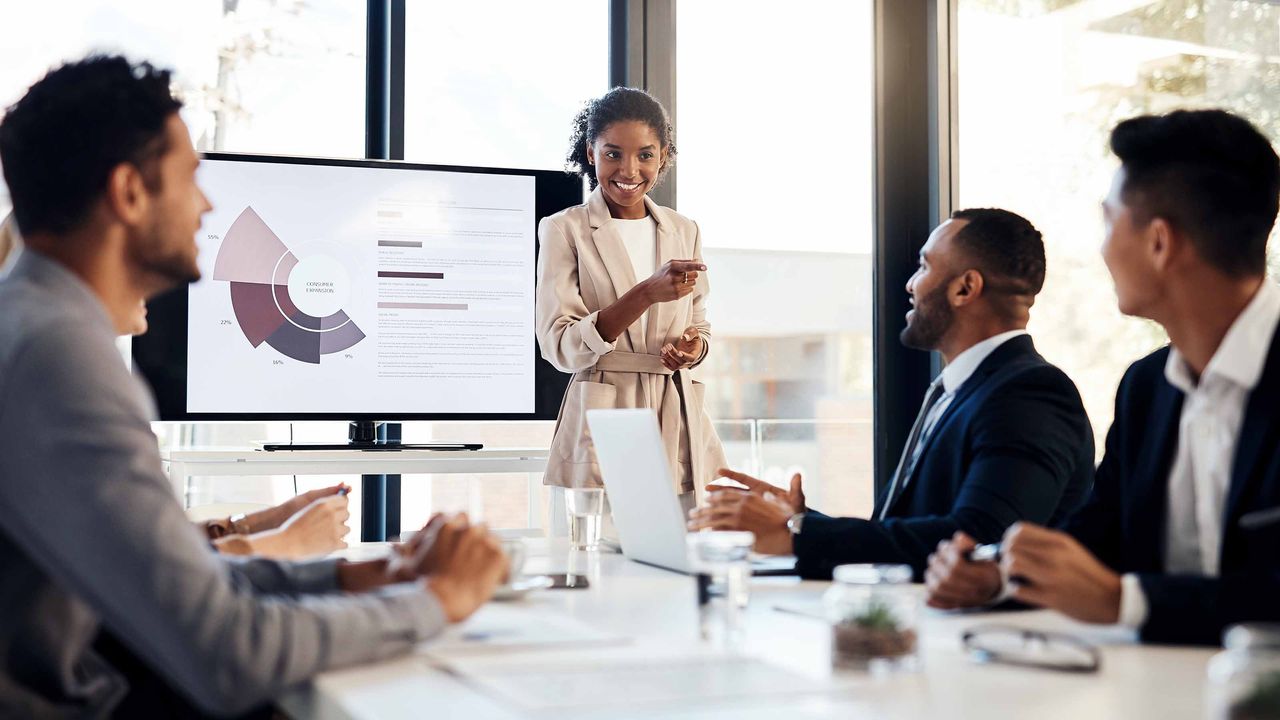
[586,408,796,575]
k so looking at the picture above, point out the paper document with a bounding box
[770,593,827,621]
[420,604,630,658]
[451,655,832,712]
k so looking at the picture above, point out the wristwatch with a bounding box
[228,512,252,536]
[786,512,805,535]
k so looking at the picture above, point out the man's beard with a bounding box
[899,281,953,351]
[130,220,201,292]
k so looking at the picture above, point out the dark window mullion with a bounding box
[389,0,405,160]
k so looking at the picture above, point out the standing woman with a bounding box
[536,87,726,509]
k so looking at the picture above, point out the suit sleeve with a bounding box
[0,322,446,716]
[1065,363,1280,645]
[535,215,616,372]
[687,220,712,368]
[794,366,1092,579]
[1060,364,1134,570]
[1135,573,1280,645]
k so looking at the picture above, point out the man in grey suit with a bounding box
[0,55,509,717]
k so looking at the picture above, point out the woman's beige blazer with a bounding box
[535,187,726,495]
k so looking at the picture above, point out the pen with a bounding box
[1240,506,1280,531]
[696,573,712,640]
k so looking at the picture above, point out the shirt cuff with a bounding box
[578,310,616,357]
[377,582,449,642]
[289,557,345,593]
[688,334,710,368]
[1117,573,1149,630]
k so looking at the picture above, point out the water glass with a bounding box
[565,487,605,550]
[1207,624,1280,719]
[688,531,754,651]
[500,537,527,581]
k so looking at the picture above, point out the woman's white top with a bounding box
[612,215,657,336]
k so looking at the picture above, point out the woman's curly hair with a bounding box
[565,87,676,190]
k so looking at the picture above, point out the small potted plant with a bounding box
[824,564,920,671]
[1230,670,1280,720]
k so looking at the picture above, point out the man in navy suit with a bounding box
[925,109,1280,645]
[688,208,1095,578]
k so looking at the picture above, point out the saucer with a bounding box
[493,574,554,601]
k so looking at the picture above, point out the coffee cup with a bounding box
[501,538,528,581]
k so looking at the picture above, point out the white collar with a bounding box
[1164,281,1280,394]
[939,329,1029,395]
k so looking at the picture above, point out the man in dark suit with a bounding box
[688,209,1094,578]
[925,109,1280,645]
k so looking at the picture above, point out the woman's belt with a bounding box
[578,350,701,496]
[588,350,673,376]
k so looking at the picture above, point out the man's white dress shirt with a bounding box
[1118,281,1280,627]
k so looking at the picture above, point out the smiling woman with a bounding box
[534,87,727,514]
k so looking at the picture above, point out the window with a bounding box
[0,0,368,529]
[403,1,609,170]
[676,1,876,517]
[957,0,1280,455]
[397,1,608,532]
[0,1,365,160]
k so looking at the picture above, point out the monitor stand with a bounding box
[261,421,483,452]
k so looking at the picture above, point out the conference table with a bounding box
[279,538,1216,719]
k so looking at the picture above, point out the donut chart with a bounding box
[212,206,365,364]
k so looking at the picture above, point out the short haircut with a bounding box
[949,207,1047,300]
[1110,109,1280,278]
[0,55,182,237]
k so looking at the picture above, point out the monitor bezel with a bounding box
[131,151,581,422]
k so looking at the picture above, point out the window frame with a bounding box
[342,0,954,525]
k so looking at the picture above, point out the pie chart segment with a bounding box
[265,319,322,365]
[272,252,299,285]
[320,310,353,331]
[213,207,294,286]
[229,281,287,348]
[213,205,365,365]
[273,285,323,330]
[319,320,365,355]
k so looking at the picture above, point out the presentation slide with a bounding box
[186,160,536,414]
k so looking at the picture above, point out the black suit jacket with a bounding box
[794,335,1095,578]
[1062,330,1280,645]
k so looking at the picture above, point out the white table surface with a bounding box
[278,539,1215,720]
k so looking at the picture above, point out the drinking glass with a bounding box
[565,487,605,550]
[688,531,754,651]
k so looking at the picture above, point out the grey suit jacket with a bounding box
[0,250,445,718]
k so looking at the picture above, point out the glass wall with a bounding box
[0,0,365,164]
[397,0,608,532]
[0,1,369,532]
[2,2,888,533]
[676,1,877,517]
[403,0,608,170]
[956,0,1280,455]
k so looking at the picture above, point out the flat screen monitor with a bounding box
[133,152,582,422]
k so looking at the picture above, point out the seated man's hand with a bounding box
[1001,522,1122,625]
[383,513,448,582]
[925,531,1002,610]
[687,489,794,555]
[272,483,350,527]
[424,514,508,623]
[251,494,350,559]
[708,468,805,514]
